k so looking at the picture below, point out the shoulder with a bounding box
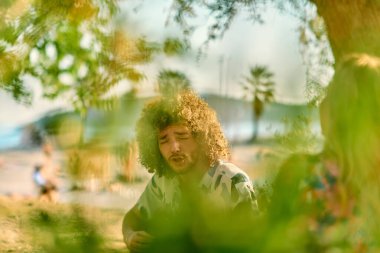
[211,160,258,210]
[203,160,254,197]
[201,160,252,189]
[136,173,181,219]
[144,173,179,198]
[215,160,251,184]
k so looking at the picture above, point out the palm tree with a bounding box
[157,69,191,97]
[241,65,275,142]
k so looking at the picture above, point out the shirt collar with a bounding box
[199,160,222,191]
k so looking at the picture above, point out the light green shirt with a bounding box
[136,160,259,219]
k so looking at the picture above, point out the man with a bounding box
[122,91,258,252]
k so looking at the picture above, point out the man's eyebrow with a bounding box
[174,131,190,135]
[158,133,167,139]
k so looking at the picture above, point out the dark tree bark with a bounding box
[311,0,380,62]
[250,97,264,142]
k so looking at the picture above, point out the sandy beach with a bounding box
[0,144,282,253]
[0,148,146,210]
[0,144,281,210]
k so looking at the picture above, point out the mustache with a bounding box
[169,153,186,160]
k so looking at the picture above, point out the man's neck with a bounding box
[178,158,210,185]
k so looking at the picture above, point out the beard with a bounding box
[167,152,199,175]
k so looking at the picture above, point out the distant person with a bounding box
[33,141,60,202]
[122,91,259,253]
[269,54,380,251]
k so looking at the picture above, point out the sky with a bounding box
[0,1,318,127]
[120,1,309,101]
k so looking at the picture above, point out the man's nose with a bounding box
[170,140,180,153]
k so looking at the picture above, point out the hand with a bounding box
[126,231,153,253]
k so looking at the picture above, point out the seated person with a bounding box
[122,91,259,253]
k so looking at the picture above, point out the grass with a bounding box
[0,196,128,253]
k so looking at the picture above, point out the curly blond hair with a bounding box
[136,91,230,176]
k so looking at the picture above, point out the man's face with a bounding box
[158,124,200,174]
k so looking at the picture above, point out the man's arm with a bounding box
[122,205,153,252]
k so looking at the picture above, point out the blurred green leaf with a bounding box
[157,69,192,97]
[163,37,187,56]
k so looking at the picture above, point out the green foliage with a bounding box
[28,207,105,253]
[241,65,275,140]
[36,109,80,136]
[0,75,31,104]
[0,198,127,253]
[163,37,188,56]
[91,96,120,112]
[298,7,333,104]
[0,0,13,8]
[157,69,192,97]
[170,0,253,41]
[134,37,161,63]
[241,65,275,104]
[22,15,147,115]
[0,0,115,108]
[275,114,321,154]
[0,21,18,44]
[0,1,191,116]
[168,0,197,36]
[168,0,333,102]
[0,0,160,117]
[169,0,308,41]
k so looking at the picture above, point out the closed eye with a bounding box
[158,136,168,144]
[175,132,191,139]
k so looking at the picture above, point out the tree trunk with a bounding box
[251,115,259,143]
[311,0,380,62]
[250,98,263,143]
